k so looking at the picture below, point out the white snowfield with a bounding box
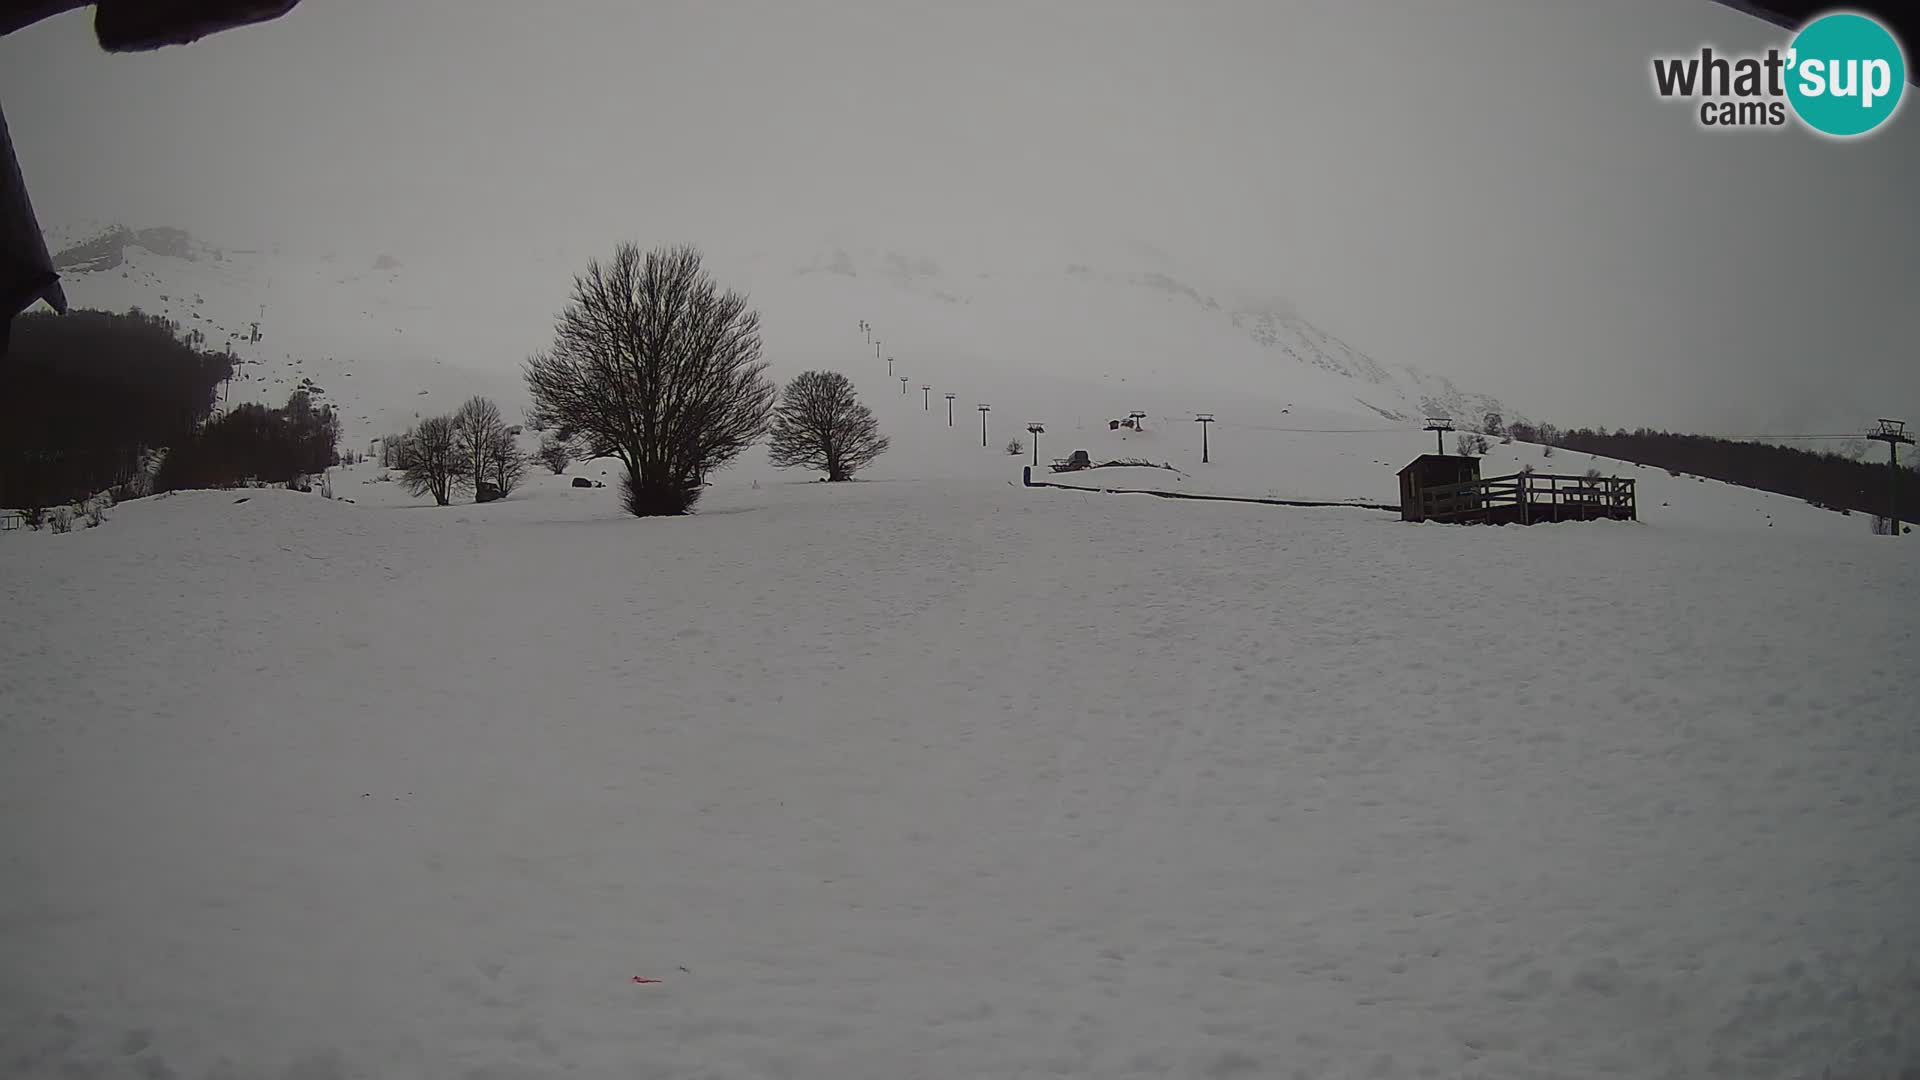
[3,469,1917,1079]
[8,232,1916,1076]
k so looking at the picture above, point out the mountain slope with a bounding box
[45,227,1513,445]
[34,225,1877,537]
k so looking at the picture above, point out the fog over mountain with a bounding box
[4,0,1916,433]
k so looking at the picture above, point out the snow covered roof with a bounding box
[1396,453,1480,477]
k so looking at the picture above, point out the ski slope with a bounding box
[3,482,1916,1079]
[43,228,1883,540]
[48,230,1510,453]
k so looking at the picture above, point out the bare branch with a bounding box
[524,244,773,514]
[399,414,468,506]
[768,370,889,481]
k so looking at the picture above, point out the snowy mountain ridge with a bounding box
[44,225,1519,448]
[51,224,226,273]
[782,240,1517,428]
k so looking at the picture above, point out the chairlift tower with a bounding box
[1868,418,1914,536]
[921,385,931,410]
[1424,416,1455,455]
[1195,414,1215,463]
[1027,423,1045,466]
[901,376,910,395]
[945,393,956,426]
[978,404,992,447]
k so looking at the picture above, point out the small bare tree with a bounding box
[767,370,889,481]
[380,432,413,469]
[488,426,529,497]
[453,396,508,501]
[525,244,775,515]
[536,433,572,474]
[1006,438,1024,456]
[400,414,467,506]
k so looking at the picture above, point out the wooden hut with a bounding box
[1399,454,1637,525]
[1398,455,1481,522]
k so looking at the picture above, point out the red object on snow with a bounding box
[630,977,662,984]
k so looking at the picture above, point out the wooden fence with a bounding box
[1415,471,1635,525]
[1023,468,1399,512]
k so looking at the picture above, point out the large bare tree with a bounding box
[399,413,466,506]
[767,370,889,481]
[524,244,774,515]
[452,395,510,502]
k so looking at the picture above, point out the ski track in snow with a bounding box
[3,478,1917,1079]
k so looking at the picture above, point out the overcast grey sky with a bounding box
[2,0,1915,431]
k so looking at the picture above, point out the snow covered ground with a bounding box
[10,228,1915,1076]
[4,476,1917,1079]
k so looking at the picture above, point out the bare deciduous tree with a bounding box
[379,433,410,469]
[400,414,466,506]
[453,396,507,501]
[766,370,888,481]
[487,426,529,497]
[524,244,775,515]
[536,433,572,474]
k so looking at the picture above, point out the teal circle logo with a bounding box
[1786,12,1906,137]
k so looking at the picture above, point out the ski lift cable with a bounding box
[1208,421,1876,440]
